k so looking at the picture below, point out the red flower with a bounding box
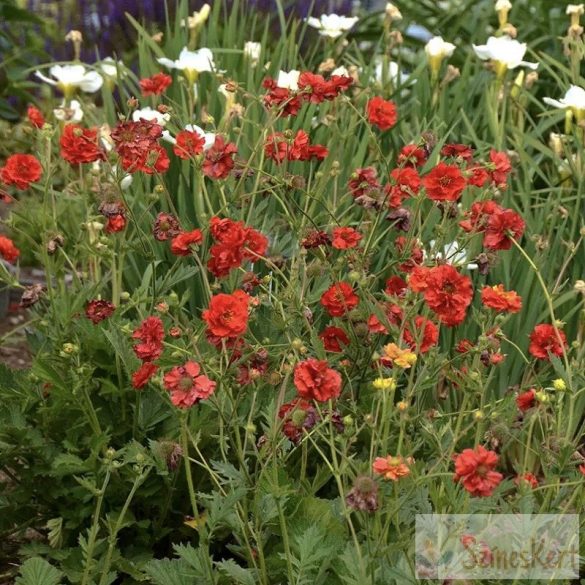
[320,282,359,317]
[202,290,250,338]
[264,130,328,163]
[140,72,172,96]
[278,398,319,443]
[153,212,180,241]
[85,299,115,324]
[173,130,205,159]
[385,167,421,208]
[422,162,467,201]
[348,167,380,198]
[516,389,536,411]
[262,78,302,117]
[441,143,474,161]
[481,285,522,313]
[367,96,398,131]
[466,164,490,188]
[134,144,170,175]
[459,200,502,233]
[319,326,350,352]
[367,302,403,334]
[398,144,427,167]
[293,358,342,402]
[163,360,216,408]
[385,275,407,297]
[403,316,439,353]
[410,265,473,327]
[453,445,503,497]
[514,473,538,489]
[111,119,163,173]
[27,106,45,128]
[528,324,567,360]
[202,136,237,179]
[60,124,105,165]
[298,71,353,103]
[489,150,512,188]
[0,236,20,263]
[332,227,362,249]
[170,229,203,256]
[0,154,42,190]
[105,214,126,233]
[132,362,159,389]
[132,316,164,362]
[483,208,525,250]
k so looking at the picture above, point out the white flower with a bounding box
[544,85,585,116]
[181,4,211,28]
[244,41,262,64]
[473,35,538,70]
[132,107,170,126]
[425,36,456,59]
[98,57,125,79]
[120,174,133,190]
[428,241,478,270]
[276,69,300,90]
[53,99,83,122]
[567,4,585,15]
[35,64,103,94]
[157,47,215,75]
[332,65,349,77]
[374,59,410,86]
[385,3,403,20]
[495,0,512,11]
[162,124,215,151]
[305,13,359,38]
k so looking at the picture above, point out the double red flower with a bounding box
[293,358,342,402]
[0,154,42,190]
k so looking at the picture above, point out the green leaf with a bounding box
[215,559,257,585]
[15,558,63,585]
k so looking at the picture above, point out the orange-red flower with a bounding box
[27,106,45,128]
[132,362,159,389]
[372,455,413,481]
[140,72,172,96]
[60,124,106,165]
[409,265,473,327]
[516,389,536,411]
[320,282,359,317]
[367,96,398,131]
[332,227,362,249]
[528,324,567,360]
[132,316,165,362]
[202,290,250,338]
[453,445,503,497]
[319,326,350,352]
[481,285,522,313]
[163,360,216,408]
[170,229,203,256]
[0,154,42,190]
[0,235,20,263]
[202,136,237,179]
[483,208,525,250]
[173,130,206,159]
[422,162,467,201]
[293,358,342,402]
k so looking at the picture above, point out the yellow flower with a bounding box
[383,343,417,368]
[372,377,397,391]
[552,378,567,391]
